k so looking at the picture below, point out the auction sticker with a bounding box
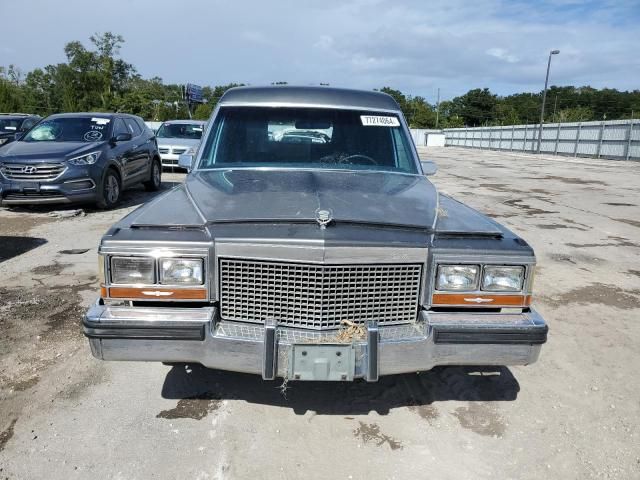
[360,115,400,127]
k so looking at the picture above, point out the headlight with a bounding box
[436,265,479,291]
[0,138,7,145]
[68,151,101,165]
[110,257,155,284]
[160,258,203,285]
[482,266,525,292]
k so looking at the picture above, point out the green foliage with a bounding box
[1,33,638,127]
[555,106,594,123]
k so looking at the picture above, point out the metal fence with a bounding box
[410,129,444,146]
[444,119,640,161]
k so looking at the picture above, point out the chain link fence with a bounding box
[444,119,639,161]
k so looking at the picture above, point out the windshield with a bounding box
[157,122,204,139]
[23,117,112,142]
[0,118,22,133]
[198,107,418,174]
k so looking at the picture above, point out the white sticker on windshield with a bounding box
[360,115,400,127]
[91,117,110,125]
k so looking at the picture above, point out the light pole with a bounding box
[536,49,560,153]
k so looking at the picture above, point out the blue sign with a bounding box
[185,83,204,103]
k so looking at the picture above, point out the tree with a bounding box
[449,88,498,127]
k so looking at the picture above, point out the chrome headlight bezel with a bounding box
[481,265,525,292]
[435,264,480,291]
[159,258,204,285]
[67,151,101,166]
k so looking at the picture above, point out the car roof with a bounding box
[161,119,206,125]
[218,86,401,112]
[0,113,40,119]
[45,112,142,120]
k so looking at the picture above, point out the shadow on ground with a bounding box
[161,364,520,415]
[0,236,47,263]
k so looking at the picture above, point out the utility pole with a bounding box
[552,94,558,122]
[435,88,440,129]
[537,49,560,153]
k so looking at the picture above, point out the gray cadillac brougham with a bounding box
[84,86,547,382]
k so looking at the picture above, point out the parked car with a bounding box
[0,113,41,146]
[0,113,161,208]
[84,86,547,382]
[156,120,206,170]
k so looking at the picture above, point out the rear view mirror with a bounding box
[295,120,331,129]
[421,161,437,176]
[178,154,194,172]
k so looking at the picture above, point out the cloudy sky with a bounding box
[1,0,639,101]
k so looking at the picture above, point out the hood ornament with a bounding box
[316,209,333,229]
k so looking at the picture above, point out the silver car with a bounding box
[84,86,547,382]
[156,120,206,169]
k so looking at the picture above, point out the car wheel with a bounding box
[144,159,162,192]
[97,169,121,209]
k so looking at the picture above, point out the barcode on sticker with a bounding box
[360,115,400,127]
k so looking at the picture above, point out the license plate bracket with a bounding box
[288,344,355,381]
[19,182,40,193]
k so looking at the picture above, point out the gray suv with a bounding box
[0,113,162,208]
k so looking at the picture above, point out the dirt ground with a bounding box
[0,149,639,480]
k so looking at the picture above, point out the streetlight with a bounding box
[537,49,560,154]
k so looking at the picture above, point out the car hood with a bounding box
[0,140,105,162]
[129,169,438,230]
[156,138,200,148]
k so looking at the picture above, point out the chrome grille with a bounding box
[172,147,187,154]
[1,163,66,181]
[158,147,170,154]
[219,259,422,330]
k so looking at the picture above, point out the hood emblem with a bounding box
[316,209,333,229]
[22,165,37,174]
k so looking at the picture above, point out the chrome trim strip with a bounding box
[366,321,379,382]
[262,319,277,380]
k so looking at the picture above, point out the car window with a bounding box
[0,118,23,133]
[113,118,129,137]
[21,118,39,131]
[124,118,142,137]
[23,116,113,142]
[199,107,418,174]
[135,118,151,135]
[156,122,204,139]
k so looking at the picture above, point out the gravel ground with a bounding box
[0,149,639,480]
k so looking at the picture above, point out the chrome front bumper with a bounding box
[83,301,547,381]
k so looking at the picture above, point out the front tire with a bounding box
[144,159,162,192]
[97,169,121,209]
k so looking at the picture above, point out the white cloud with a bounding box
[486,48,520,64]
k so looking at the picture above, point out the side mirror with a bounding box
[111,132,132,144]
[421,161,437,176]
[178,153,194,172]
[14,132,24,141]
